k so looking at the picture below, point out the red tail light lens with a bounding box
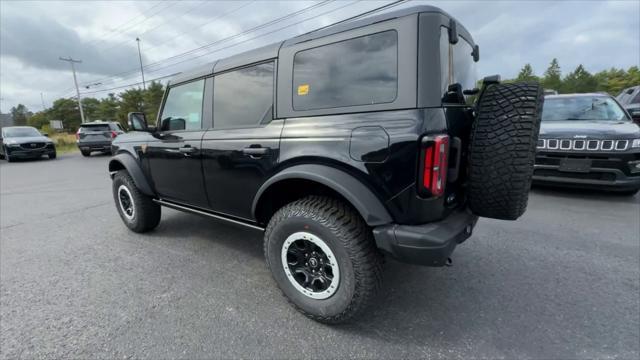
[111,131,118,139]
[75,129,80,140]
[420,135,449,197]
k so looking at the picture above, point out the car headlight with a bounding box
[5,140,20,147]
[632,139,640,148]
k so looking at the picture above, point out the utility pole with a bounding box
[136,37,146,90]
[59,56,86,123]
[40,92,46,111]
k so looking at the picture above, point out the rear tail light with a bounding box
[111,131,118,139]
[419,135,449,197]
[75,129,80,140]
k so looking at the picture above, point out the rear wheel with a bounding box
[468,82,544,220]
[112,170,161,233]
[264,196,383,324]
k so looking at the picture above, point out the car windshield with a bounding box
[3,127,41,137]
[542,96,629,122]
[80,124,110,132]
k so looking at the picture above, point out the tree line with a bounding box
[7,59,639,132]
[10,81,165,132]
[509,58,639,95]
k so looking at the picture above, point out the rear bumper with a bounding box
[78,141,112,151]
[533,164,640,191]
[372,208,478,266]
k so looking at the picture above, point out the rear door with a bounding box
[202,61,282,220]
[145,78,210,208]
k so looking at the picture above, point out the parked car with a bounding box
[0,126,56,162]
[617,85,640,123]
[534,93,640,194]
[107,6,544,323]
[76,121,125,156]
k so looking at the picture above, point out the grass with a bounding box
[49,133,78,154]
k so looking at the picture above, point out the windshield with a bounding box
[542,96,629,122]
[2,127,42,137]
[80,124,110,132]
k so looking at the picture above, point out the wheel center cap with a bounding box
[309,257,318,268]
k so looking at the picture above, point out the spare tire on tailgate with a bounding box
[468,82,544,220]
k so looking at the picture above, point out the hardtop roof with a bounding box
[169,5,470,85]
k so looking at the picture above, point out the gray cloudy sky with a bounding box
[1,0,638,112]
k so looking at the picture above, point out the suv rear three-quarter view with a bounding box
[107,6,544,323]
[76,121,125,157]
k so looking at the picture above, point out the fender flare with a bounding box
[252,164,393,226]
[108,153,155,196]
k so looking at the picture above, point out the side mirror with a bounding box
[472,45,480,62]
[448,18,459,44]
[128,112,148,132]
[160,118,186,131]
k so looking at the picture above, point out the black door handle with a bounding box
[242,147,269,156]
[179,146,195,154]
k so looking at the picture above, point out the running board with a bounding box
[153,199,265,231]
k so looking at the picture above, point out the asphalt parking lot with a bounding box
[0,153,638,359]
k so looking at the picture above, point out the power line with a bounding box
[79,1,333,90]
[98,0,209,54]
[81,73,179,95]
[78,1,255,87]
[75,0,406,96]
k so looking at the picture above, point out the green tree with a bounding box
[10,104,30,126]
[27,111,49,129]
[516,63,539,82]
[143,81,165,124]
[117,87,145,127]
[82,97,101,121]
[49,98,81,131]
[97,93,120,122]
[543,58,562,91]
[562,64,598,93]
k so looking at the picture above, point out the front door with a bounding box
[202,61,281,220]
[146,78,209,208]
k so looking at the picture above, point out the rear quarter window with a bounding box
[292,30,398,111]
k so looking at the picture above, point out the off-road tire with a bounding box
[264,196,383,324]
[468,82,544,220]
[81,150,91,157]
[112,170,161,233]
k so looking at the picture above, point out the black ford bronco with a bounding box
[108,6,544,323]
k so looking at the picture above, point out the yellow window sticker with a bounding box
[297,84,309,96]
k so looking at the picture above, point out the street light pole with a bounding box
[59,56,86,123]
[40,92,46,111]
[136,37,146,90]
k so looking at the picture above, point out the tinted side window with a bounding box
[160,79,205,131]
[292,31,398,111]
[214,62,274,129]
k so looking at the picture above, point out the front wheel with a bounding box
[112,170,161,233]
[264,196,383,324]
[81,150,91,157]
[48,151,57,159]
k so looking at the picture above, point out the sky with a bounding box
[1,0,638,113]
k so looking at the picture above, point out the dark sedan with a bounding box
[534,93,640,195]
[0,126,57,162]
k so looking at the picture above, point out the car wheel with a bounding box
[264,195,383,324]
[48,151,57,160]
[81,150,91,157]
[112,170,161,233]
